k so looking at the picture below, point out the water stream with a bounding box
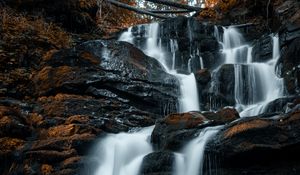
[91,22,284,175]
[220,27,284,117]
[91,126,154,175]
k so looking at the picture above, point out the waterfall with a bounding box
[91,21,286,175]
[221,28,284,117]
[173,126,223,175]
[91,126,154,175]
[119,22,200,112]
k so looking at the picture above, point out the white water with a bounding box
[92,126,154,175]
[221,28,284,117]
[92,23,285,175]
[174,126,223,175]
[119,23,200,112]
[91,21,201,175]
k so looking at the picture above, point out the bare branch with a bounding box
[144,0,202,11]
[107,0,169,19]
[149,9,191,13]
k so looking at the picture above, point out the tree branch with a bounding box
[149,9,191,13]
[107,0,169,19]
[144,0,202,11]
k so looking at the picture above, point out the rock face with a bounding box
[0,39,180,174]
[279,38,300,95]
[151,108,239,151]
[36,40,179,115]
[205,110,300,175]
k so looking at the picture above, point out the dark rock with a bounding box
[195,68,211,85]
[141,151,175,175]
[275,0,300,27]
[203,107,240,124]
[279,38,300,94]
[35,40,179,116]
[262,96,300,114]
[151,109,238,151]
[205,111,300,175]
[151,112,211,151]
[25,149,77,163]
[0,106,31,139]
[252,34,273,62]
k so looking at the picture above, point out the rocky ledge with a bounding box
[0,40,179,175]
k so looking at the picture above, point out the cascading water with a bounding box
[91,20,285,175]
[220,27,284,117]
[173,126,223,175]
[91,126,154,175]
[119,22,200,112]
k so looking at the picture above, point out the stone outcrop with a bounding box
[205,110,300,175]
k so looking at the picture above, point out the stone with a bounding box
[141,151,175,175]
[205,110,300,174]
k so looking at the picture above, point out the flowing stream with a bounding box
[220,27,284,117]
[91,22,284,175]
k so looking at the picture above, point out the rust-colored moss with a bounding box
[165,112,206,128]
[224,119,270,138]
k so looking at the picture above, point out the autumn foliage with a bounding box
[0,8,72,70]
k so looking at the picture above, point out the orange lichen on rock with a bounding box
[0,137,25,152]
[65,115,89,124]
[165,112,207,128]
[41,164,54,175]
[224,119,270,138]
[79,51,101,65]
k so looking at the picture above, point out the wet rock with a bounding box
[203,108,240,124]
[141,151,175,175]
[0,137,25,174]
[195,68,211,85]
[206,110,300,174]
[275,0,300,27]
[29,133,96,155]
[37,94,155,133]
[151,112,210,151]
[252,34,273,62]
[34,40,179,116]
[25,149,77,163]
[262,96,300,114]
[278,37,300,95]
[0,106,31,139]
[151,109,237,151]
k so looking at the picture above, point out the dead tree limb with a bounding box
[145,0,202,11]
[149,9,191,13]
[225,23,257,28]
[107,0,169,19]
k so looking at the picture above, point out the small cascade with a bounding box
[220,27,284,117]
[119,22,200,112]
[240,35,284,117]
[173,126,223,175]
[92,126,154,175]
[177,73,200,112]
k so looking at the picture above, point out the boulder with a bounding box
[205,110,300,175]
[151,108,239,151]
[141,151,175,175]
